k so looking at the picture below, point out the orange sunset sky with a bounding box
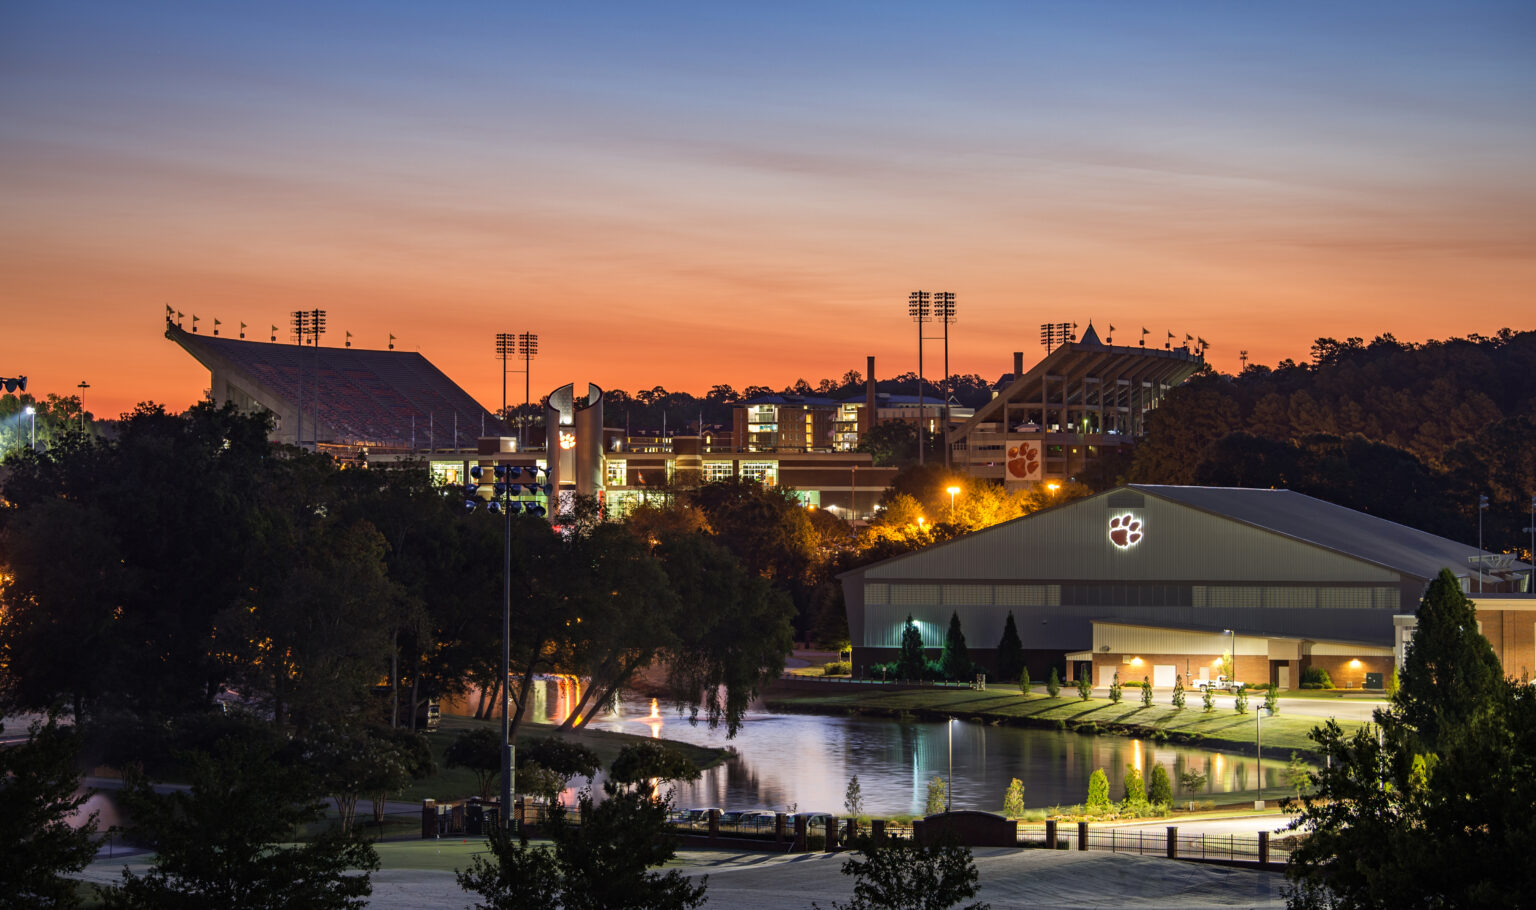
[3,2,1534,419]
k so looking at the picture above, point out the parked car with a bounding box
[1196,676,1243,691]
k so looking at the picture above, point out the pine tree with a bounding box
[1019,666,1031,696]
[1109,671,1122,704]
[1141,676,1152,707]
[1076,673,1091,701]
[939,611,972,681]
[1264,686,1278,715]
[896,615,926,680]
[1234,685,1248,714]
[1047,667,1061,697]
[995,611,1024,680]
[1202,686,1214,712]
[1398,568,1504,750]
[1172,675,1186,709]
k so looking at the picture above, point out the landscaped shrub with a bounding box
[1172,675,1186,709]
[1047,668,1061,697]
[1075,674,1091,701]
[1202,686,1214,712]
[1234,686,1249,714]
[1149,764,1172,806]
[1086,769,1111,811]
[1002,778,1026,818]
[1301,666,1333,688]
[869,662,897,679]
[1075,721,1099,735]
[1109,671,1123,704]
[1122,765,1146,804]
[1121,679,1144,688]
[1019,666,1031,695]
[1141,677,1153,707]
[1264,686,1278,715]
[822,660,852,676]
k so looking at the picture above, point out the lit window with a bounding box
[703,461,734,482]
[605,460,626,486]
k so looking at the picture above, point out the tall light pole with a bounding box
[1525,494,1535,593]
[518,333,538,450]
[946,717,954,813]
[25,405,35,450]
[496,333,513,430]
[908,291,930,465]
[935,292,956,468]
[1223,628,1235,683]
[291,310,327,449]
[461,463,552,830]
[76,381,90,431]
[947,485,960,522]
[1478,493,1489,593]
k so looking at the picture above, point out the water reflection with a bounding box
[532,681,1281,815]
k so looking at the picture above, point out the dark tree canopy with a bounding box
[1285,572,1536,909]
[102,732,377,910]
[0,714,99,909]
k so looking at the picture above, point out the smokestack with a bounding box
[864,355,877,434]
[1013,351,1023,378]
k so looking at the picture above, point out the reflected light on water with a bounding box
[649,698,660,720]
[1131,739,1143,774]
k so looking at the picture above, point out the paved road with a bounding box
[76,844,1288,909]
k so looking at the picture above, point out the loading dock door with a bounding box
[1153,665,1176,688]
[1099,665,1118,687]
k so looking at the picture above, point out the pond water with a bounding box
[532,682,1291,816]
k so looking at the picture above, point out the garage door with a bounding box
[1153,665,1177,688]
[1099,665,1118,687]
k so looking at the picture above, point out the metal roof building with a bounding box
[840,484,1531,687]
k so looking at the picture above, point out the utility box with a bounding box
[1365,672,1383,689]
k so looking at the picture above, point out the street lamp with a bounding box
[24,405,35,450]
[1046,481,1060,497]
[947,717,954,813]
[946,485,960,521]
[461,463,552,830]
[77,381,90,431]
[1223,629,1235,683]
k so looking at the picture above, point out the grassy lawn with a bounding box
[397,714,730,804]
[764,686,1358,756]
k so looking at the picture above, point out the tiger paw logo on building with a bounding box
[1005,443,1039,478]
[1108,514,1142,548]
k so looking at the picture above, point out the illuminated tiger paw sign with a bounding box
[1006,442,1040,479]
[558,430,576,450]
[1108,514,1143,548]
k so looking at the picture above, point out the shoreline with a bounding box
[762,682,1369,760]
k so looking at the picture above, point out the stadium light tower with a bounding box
[461,464,553,831]
[77,381,90,431]
[292,309,327,449]
[908,291,930,465]
[934,292,956,468]
[496,333,514,429]
[518,333,538,451]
